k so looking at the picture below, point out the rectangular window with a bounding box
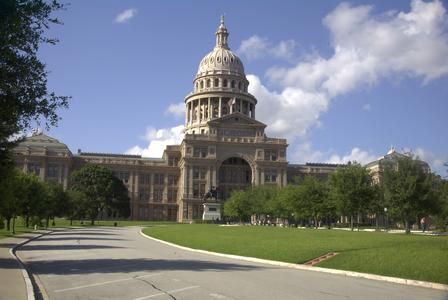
[154,173,164,185]
[139,187,150,201]
[264,150,278,161]
[264,169,278,183]
[193,147,207,158]
[168,157,179,167]
[168,175,178,186]
[47,163,59,178]
[153,188,164,202]
[139,173,151,185]
[167,188,177,203]
[193,167,206,180]
[28,162,41,176]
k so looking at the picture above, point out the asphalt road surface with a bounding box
[17,226,447,300]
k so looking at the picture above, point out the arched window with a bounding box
[196,82,198,91]
[231,80,235,88]
[214,78,219,87]
[200,81,204,89]
[238,82,242,90]
[223,79,228,87]
[207,79,211,88]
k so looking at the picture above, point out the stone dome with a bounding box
[197,48,245,77]
[196,17,245,77]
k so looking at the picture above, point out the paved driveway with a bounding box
[17,226,447,300]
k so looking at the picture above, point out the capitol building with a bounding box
[13,18,407,222]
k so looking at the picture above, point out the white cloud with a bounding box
[291,142,377,165]
[248,0,448,141]
[125,125,184,158]
[237,35,297,61]
[115,8,137,23]
[165,102,185,118]
[413,147,448,176]
[248,75,328,139]
[327,147,377,165]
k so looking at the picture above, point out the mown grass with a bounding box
[143,224,448,284]
[0,218,174,239]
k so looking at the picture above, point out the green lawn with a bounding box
[143,224,448,284]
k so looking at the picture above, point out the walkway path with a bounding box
[14,226,448,300]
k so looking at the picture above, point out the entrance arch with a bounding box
[218,157,252,200]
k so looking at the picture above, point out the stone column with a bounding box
[188,166,193,199]
[218,98,222,117]
[163,173,168,203]
[196,99,200,122]
[208,98,211,120]
[189,102,193,125]
[149,173,153,201]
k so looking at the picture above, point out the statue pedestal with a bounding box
[202,202,221,221]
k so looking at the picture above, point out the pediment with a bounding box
[207,112,266,128]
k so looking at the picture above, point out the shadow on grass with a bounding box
[23,258,265,275]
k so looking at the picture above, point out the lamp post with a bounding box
[384,207,388,231]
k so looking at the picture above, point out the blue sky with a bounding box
[38,0,448,175]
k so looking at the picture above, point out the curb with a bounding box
[139,229,448,292]
[9,230,53,300]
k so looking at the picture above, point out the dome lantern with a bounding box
[215,15,229,49]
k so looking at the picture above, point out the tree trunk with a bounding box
[12,217,16,235]
[350,215,354,231]
[70,218,73,226]
[91,219,95,226]
[52,217,55,226]
[357,213,360,231]
[405,220,411,234]
[46,216,50,228]
[375,213,379,229]
[25,215,30,228]
[6,218,11,231]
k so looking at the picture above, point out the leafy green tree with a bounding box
[70,165,129,224]
[107,177,131,219]
[329,163,375,230]
[15,172,46,228]
[0,0,69,194]
[65,189,87,226]
[223,190,252,222]
[382,156,439,234]
[0,168,20,231]
[42,181,67,227]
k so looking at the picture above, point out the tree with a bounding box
[329,163,375,231]
[382,156,439,234]
[0,0,69,182]
[42,181,67,227]
[223,190,252,222]
[107,177,131,219]
[0,168,20,231]
[70,165,129,224]
[15,171,47,228]
[65,189,87,226]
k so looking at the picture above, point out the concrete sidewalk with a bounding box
[0,231,45,300]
